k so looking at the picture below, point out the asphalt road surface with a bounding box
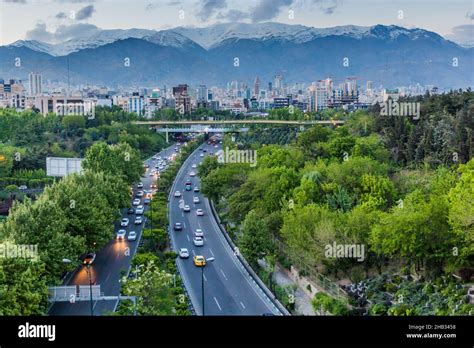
[169,140,281,315]
[49,143,178,315]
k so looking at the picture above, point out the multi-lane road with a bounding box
[169,140,281,315]
[50,144,177,315]
[50,138,281,316]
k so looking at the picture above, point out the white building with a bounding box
[28,72,42,96]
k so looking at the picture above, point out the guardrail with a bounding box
[208,201,291,316]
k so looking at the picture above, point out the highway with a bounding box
[49,144,177,315]
[168,140,281,315]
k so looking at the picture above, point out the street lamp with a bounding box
[64,257,94,316]
[84,263,94,316]
[201,257,215,316]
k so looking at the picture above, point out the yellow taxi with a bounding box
[193,255,206,267]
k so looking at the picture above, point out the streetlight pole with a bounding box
[201,266,205,316]
[85,264,94,316]
[201,257,215,316]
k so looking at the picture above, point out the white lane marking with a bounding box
[220,269,228,280]
[209,248,214,256]
[203,274,207,282]
[192,249,196,256]
[198,222,201,229]
[183,222,186,228]
[240,301,246,309]
[186,234,190,242]
[213,297,222,311]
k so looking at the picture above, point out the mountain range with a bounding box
[1,22,473,88]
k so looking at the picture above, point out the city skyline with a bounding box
[1,0,473,46]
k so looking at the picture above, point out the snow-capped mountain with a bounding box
[172,22,372,49]
[1,22,472,88]
[7,22,448,56]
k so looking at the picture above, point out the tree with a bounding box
[448,159,474,266]
[238,210,273,268]
[0,257,48,315]
[369,190,456,277]
[122,261,176,315]
[82,142,143,184]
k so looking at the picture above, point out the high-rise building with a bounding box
[197,85,208,102]
[28,72,42,96]
[274,74,283,90]
[253,76,260,97]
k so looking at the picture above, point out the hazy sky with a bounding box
[1,0,473,45]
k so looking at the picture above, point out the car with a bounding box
[192,164,197,168]
[136,191,144,198]
[173,222,183,231]
[116,229,126,240]
[144,198,151,205]
[132,198,141,206]
[200,154,204,157]
[127,231,137,241]
[203,149,207,153]
[174,191,181,197]
[183,205,191,212]
[193,237,204,246]
[193,196,200,204]
[150,184,157,189]
[194,229,204,237]
[135,205,144,215]
[127,207,135,214]
[144,164,149,168]
[193,255,206,267]
[179,248,189,258]
[137,182,144,188]
[19,185,28,190]
[214,144,218,148]
[134,216,143,225]
[185,179,192,185]
[193,187,200,192]
[149,171,155,177]
[190,171,196,177]
[120,218,129,227]
[185,185,192,191]
[196,209,204,216]
[80,252,96,265]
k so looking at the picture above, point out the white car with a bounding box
[127,231,137,241]
[196,209,204,216]
[200,154,204,157]
[192,164,197,168]
[193,237,204,246]
[183,205,191,212]
[136,191,144,197]
[137,182,144,188]
[132,198,141,206]
[116,229,126,240]
[193,196,200,204]
[193,187,200,192]
[120,218,129,227]
[135,205,144,215]
[195,229,204,237]
[179,248,189,258]
[174,191,181,197]
[134,216,143,225]
[190,171,196,177]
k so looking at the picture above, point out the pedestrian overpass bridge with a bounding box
[132,119,344,126]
